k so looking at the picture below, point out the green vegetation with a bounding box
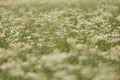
[0,0,120,80]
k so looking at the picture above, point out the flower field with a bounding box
[0,0,120,80]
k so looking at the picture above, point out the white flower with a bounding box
[66,37,77,45]
[9,67,24,77]
[0,22,3,29]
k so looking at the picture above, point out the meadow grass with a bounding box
[0,0,120,80]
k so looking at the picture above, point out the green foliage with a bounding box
[0,0,120,80]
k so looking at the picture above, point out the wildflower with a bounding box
[0,15,3,29]
[66,37,77,45]
[74,44,87,50]
[0,48,6,59]
[9,67,24,77]
[25,72,40,80]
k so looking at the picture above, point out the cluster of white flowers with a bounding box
[0,0,120,80]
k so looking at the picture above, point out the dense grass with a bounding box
[0,0,120,80]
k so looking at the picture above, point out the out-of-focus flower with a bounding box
[66,37,77,45]
[0,48,6,59]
